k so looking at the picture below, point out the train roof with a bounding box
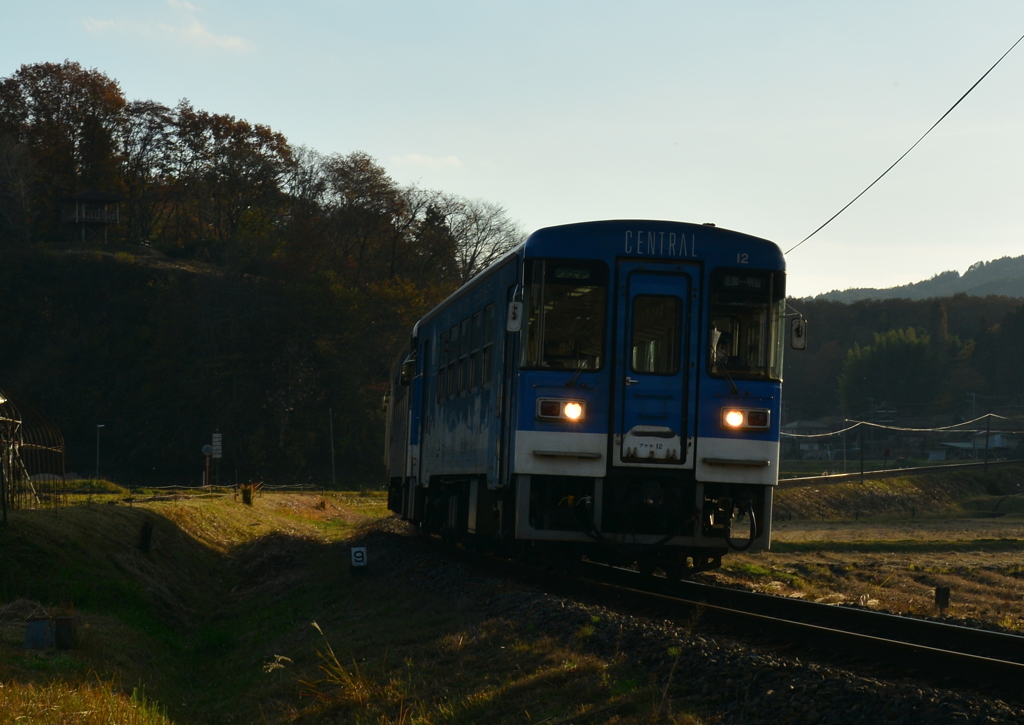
[411,219,785,336]
[524,219,784,268]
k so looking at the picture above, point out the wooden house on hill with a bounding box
[61,190,121,244]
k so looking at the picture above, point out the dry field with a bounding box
[710,468,1024,630]
[2,470,1023,724]
[0,489,703,725]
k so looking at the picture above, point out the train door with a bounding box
[497,283,518,489]
[613,262,696,467]
[412,335,429,485]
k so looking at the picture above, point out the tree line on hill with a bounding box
[0,61,522,284]
[2,61,1023,484]
[0,61,522,485]
[784,294,1024,423]
[813,255,1024,302]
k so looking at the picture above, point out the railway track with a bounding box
[778,457,1024,487]
[430,537,1024,701]
[576,560,1024,700]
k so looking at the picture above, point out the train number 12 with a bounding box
[737,253,749,264]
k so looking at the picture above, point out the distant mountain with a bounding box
[813,255,1024,302]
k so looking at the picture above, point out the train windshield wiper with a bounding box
[715,353,740,396]
[566,353,593,387]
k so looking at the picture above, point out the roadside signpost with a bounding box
[211,432,222,487]
[201,444,212,487]
[350,546,368,576]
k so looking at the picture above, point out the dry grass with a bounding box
[279,618,702,725]
[1,490,705,724]
[714,469,1024,629]
[0,679,170,725]
[11,470,1017,723]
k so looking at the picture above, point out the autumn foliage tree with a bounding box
[0,61,526,484]
[0,60,125,242]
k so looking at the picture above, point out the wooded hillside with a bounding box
[814,255,1024,302]
[784,294,1024,422]
[0,61,521,484]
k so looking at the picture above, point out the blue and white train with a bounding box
[385,220,799,576]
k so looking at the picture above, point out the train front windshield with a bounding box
[522,260,607,370]
[708,270,786,381]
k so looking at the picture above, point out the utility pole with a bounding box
[984,413,991,472]
[859,423,865,485]
[843,423,848,474]
[95,424,105,480]
[867,398,875,457]
[329,408,336,489]
[1,456,7,526]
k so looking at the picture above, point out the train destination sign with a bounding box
[623,229,698,258]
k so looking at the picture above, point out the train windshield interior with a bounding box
[631,295,682,375]
[708,269,785,381]
[522,259,607,370]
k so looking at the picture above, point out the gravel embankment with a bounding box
[363,519,1024,725]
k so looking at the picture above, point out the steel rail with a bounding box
[418,531,1024,699]
[779,458,1024,487]
[579,560,1024,699]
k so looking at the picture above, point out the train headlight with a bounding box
[723,409,745,428]
[721,408,770,430]
[536,398,586,422]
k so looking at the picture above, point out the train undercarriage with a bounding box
[389,473,771,579]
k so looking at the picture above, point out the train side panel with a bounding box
[384,347,411,513]
[388,255,520,534]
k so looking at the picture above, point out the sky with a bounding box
[3,1,1024,298]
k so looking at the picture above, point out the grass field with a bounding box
[0,487,701,725]
[2,468,1022,723]
[714,468,1024,627]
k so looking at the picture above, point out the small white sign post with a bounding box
[350,546,368,576]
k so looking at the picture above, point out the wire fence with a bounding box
[781,413,1024,478]
[0,388,67,519]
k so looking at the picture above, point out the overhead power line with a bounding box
[786,30,1024,255]
[781,412,1022,438]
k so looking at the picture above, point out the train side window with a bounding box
[437,332,448,403]
[448,324,459,399]
[422,338,431,399]
[459,318,470,394]
[470,311,482,390]
[481,303,495,386]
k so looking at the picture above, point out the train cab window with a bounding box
[708,270,786,381]
[481,303,495,385]
[521,260,607,370]
[631,295,682,375]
